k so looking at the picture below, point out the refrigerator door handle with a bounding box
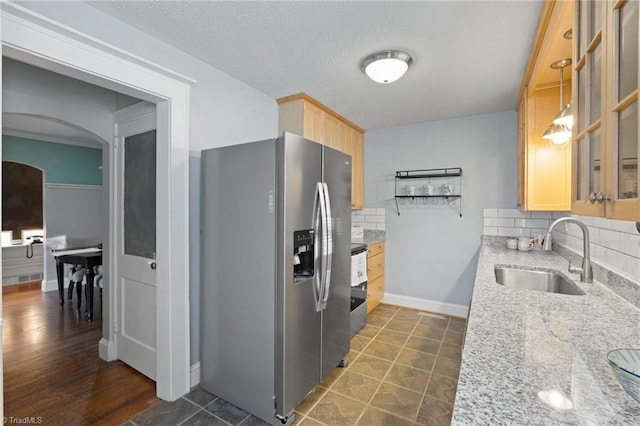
[312,182,325,312]
[320,182,333,310]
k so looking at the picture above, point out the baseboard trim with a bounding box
[190,362,200,388]
[43,278,62,292]
[99,338,116,361]
[382,293,469,318]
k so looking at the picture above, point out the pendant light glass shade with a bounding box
[361,50,413,84]
[543,123,572,145]
[543,59,572,147]
[553,102,573,128]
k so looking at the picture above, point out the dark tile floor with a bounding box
[126,304,466,426]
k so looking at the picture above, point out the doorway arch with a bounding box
[1,2,193,404]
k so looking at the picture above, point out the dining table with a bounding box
[53,247,102,320]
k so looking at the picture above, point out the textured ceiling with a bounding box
[88,1,543,130]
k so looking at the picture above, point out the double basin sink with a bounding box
[494,266,585,296]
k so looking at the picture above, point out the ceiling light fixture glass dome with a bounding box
[361,50,413,84]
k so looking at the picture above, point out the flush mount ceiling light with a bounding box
[542,58,573,146]
[361,50,413,84]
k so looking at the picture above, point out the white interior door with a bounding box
[114,103,157,380]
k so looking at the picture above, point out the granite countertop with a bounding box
[452,244,640,424]
[353,229,385,246]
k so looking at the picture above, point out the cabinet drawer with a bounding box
[367,274,385,313]
[367,252,384,280]
[367,241,384,258]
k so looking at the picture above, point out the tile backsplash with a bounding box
[352,207,386,231]
[482,207,640,285]
[482,208,566,238]
[551,214,640,284]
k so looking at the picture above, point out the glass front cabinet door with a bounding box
[573,0,640,221]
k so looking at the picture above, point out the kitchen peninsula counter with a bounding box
[452,242,640,424]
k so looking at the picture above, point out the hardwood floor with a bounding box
[3,284,157,425]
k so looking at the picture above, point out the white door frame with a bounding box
[1,2,194,401]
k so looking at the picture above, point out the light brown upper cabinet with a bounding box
[278,93,364,209]
[572,0,639,221]
[518,0,574,211]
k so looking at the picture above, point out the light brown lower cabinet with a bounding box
[366,241,385,313]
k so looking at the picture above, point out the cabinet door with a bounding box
[367,252,384,281]
[346,127,364,209]
[527,86,572,210]
[517,90,527,208]
[573,0,606,216]
[337,125,363,209]
[302,101,325,144]
[367,275,384,313]
[322,113,346,152]
[605,0,639,220]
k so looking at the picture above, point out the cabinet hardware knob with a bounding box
[588,192,597,204]
[149,261,157,270]
[595,192,612,203]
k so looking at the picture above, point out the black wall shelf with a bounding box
[395,167,462,179]
[394,167,463,217]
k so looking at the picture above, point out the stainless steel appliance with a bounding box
[350,243,368,336]
[200,132,351,425]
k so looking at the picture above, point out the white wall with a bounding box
[3,57,115,143]
[43,184,104,290]
[16,2,278,364]
[3,58,110,292]
[364,111,517,310]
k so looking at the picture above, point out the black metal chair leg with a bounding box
[68,281,75,300]
[76,279,82,311]
[85,283,89,313]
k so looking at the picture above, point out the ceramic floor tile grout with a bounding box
[159,304,463,426]
[289,304,459,425]
[309,307,416,425]
[363,307,424,423]
[390,308,458,423]
[407,310,446,423]
[351,308,404,425]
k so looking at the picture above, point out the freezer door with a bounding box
[320,146,352,380]
[275,133,323,420]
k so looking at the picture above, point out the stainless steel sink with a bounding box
[494,267,586,296]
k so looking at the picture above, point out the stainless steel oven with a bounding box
[350,243,368,336]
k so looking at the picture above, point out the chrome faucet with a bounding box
[542,217,593,283]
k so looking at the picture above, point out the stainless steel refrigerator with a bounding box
[200,132,351,425]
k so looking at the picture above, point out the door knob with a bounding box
[149,261,157,270]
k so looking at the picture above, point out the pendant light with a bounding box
[553,101,573,128]
[361,50,413,84]
[553,30,574,129]
[542,58,572,146]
